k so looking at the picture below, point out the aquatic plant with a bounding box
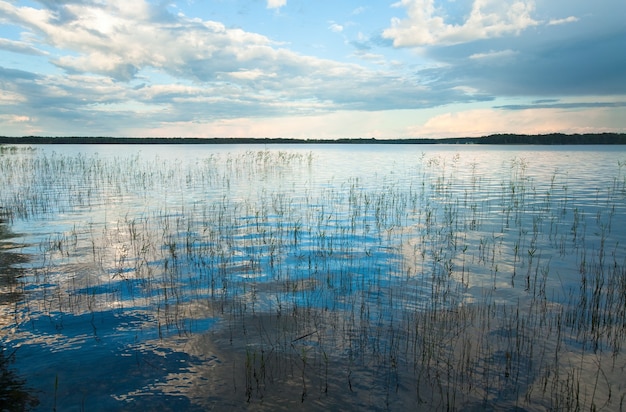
[0,147,625,410]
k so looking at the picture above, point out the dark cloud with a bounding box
[381,0,626,98]
[0,65,125,116]
[495,102,626,110]
[420,24,626,97]
[0,66,39,80]
[532,99,559,104]
[35,1,83,25]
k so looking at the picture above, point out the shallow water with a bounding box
[1,144,626,410]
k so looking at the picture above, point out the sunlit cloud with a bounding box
[1,0,281,82]
[140,110,410,139]
[410,107,626,138]
[7,114,30,122]
[267,0,286,10]
[383,0,539,47]
[222,69,274,81]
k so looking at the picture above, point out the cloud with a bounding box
[267,0,286,10]
[548,16,578,25]
[0,52,490,138]
[0,0,493,116]
[1,0,622,138]
[410,107,626,138]
[8,114,30,122]
[137,110,417,140]
[0,38,47,55]
[0,66,128,135]
[227,69,277,80]
[469,49,518,59]
[383,0,539,47]
[329,23,344,33]
[383,0,626,99]
[417,0,626,99]
[351,50,387,64]
[0,113,39,135]
[0,65,39,81]
[495,101,626,110]
[53,54,139,81]
[0,89,27,104]
[0,0,282,81]
[0,66,127,112]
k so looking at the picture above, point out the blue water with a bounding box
[1,144,625,410]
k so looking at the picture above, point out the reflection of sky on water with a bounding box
[1,144,625,409]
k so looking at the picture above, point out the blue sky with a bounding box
[0,0,625,138]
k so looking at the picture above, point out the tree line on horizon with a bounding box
[0,133,625,145]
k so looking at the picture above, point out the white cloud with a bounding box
[0,89,27,104]
[548,16,579,26]
[352,50,386,62]
[0,115,31,123]
[227,69,277,80]
[383,0,539,47]
[451,86,480,95]
[329,23,344,33]
[0,0,286,81]
[1,0,459,122]
[0,38,47,55]
[469,49,518,59]
[9,114,30,122]
[267,0,286,10]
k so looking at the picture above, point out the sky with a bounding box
[0,0,625,139]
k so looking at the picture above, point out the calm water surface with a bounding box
[1,144,625,410]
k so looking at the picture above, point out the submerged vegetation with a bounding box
[0,146,625,410]
[0,345,39,411]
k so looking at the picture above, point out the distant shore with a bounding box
[1,133,625,145]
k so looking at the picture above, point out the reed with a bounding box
[0,147,625,410]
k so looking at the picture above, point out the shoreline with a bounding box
[1,133,626,145]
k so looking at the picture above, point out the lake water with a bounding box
[1,144,625,410]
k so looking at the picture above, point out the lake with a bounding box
[1,144,626,411]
